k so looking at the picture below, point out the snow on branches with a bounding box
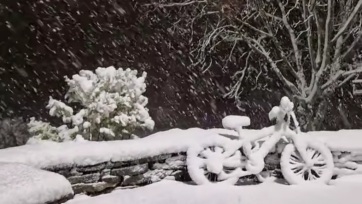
[148,0,362,130]
[28,66,155,142]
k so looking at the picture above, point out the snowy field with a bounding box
[65,177,362,204]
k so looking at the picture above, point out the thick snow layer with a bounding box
[64,177,362,204]
[0,162,73,204]
[212,128,362,151]
[0,128,361,169]
[222,115,251,130]
[0,128,232,168]
[302,130,362,151]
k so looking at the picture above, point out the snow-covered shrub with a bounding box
[29,66,155,141]
[0,118,30,149]
[27,117,61,142]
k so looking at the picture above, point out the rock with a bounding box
[69,168,83,176]
[171,170,190,181]
[152,161,185,170]
[112,154,173,168]
[130,154,173,164]
[112,161,130,168]
[76,163,106,173]
[68,173,100,184]
[111,163,148,176]
[121,175,150,186]
[101,169,111,177]
[149,155,186,170]
[114,186,137,190]
[101,175,122,184]
[105,161,114,169]
[164,176,176,180]
[142,154,173,163]
[144,169,173,182]
[72,182,117,194]
[264,153,280,170]
[165,155,186,163]
[237,175,259,185]
[121,169,173,186]
[55,169,72,177]
[45,193,74,204]
[45,165,74,174]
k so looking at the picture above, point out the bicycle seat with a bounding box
[222,115,251,130]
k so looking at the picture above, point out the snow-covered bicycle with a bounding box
[187,96,334,185]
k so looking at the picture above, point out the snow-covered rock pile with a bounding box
[332,151,362,177]
[0,162,73,204]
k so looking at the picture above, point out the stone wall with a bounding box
[333,151,362,176]
[43,148,362,199]
[45,153,189,195]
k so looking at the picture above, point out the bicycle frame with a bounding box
[219,109,310,180]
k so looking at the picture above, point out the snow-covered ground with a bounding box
[0,128,361,169]
[1,128,362,204]
[65,177,362,204]
[0,162,73,204]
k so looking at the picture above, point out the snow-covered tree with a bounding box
[29,66,155,141]
[148,0,362,130]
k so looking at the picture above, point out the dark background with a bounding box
[1,0,361,132]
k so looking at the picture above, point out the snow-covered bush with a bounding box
[29,66,155,141]
[27,117,61,142]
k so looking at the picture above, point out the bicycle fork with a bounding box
[286,128,312,166]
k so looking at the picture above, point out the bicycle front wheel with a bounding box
[280,142,334,185]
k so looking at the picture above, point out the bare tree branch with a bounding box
[152,0,362,110]
[341,31,362,59]
[277,0,303,73]
[331,0,362,42]
[144,0,207,8]
[307,0,332,102]
[313,10,322,66]
[302,0,316,92]
[338,73,356,87]
[238,20,273,37]
[225,52,252,99]
[243,35,300,94]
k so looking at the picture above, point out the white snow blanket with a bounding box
[0,162,73,204]
[0,128,361,169]
[65,177,362,204]
[0,128,232,168]
[303,130,362,152]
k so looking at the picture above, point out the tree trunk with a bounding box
[296,97,329,131]
[338,102,352,129]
